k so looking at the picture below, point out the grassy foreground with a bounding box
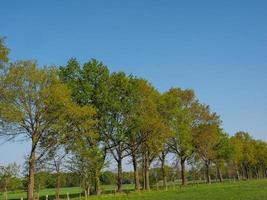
[90,180,267,200]
[0,184,135,200]
[1,180,267,200]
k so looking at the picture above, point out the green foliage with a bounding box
[1,56,267,197]
[0,163,21,192]
[60,58,109,194]
[100,171,115,185]
[0,37,9,67]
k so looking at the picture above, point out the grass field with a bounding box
[0,184,135,200]
[1,180,267,200]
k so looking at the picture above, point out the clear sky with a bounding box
[1,0,267,168]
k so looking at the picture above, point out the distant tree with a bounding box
[233,132,257,179]
[193,124,222,184]
[0,61,95,200]
[229,135,244,180]
[0,163,20,200]
[0,37,9,67]
[213,132,232,182]
[252,140,267,179]
[100,171,115,185]
[39,144,67,200]
[34,171,54,190]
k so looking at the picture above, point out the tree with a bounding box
[0,163,20,200]
[100,171,115,185]
[103,72,138,192]
[0,37,9,67]
[165,88,197,186]
[213,132,232,182]
[68,145,104,197]
[124,78,155,191]
[229,135,244,180]
[38,144,67,200]
[193,124,221,184]
[0,61,95,200]
[233,132,257,179]
[252,140,267,179]
[59,58,109,195]
[136,81,168,191]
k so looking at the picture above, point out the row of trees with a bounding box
[0,167,129,193]
[0,38,267,200]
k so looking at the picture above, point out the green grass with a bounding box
[1,180,267,200]
[0,184,135,200]
[90,180,267,200]
[0,187,82,200]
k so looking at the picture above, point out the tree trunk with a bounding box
[144,155,150,191]
[205,162,211,184]
[56,171,61,200]
[245,165,249,180]
[5,187,7,200]
[27,150,35,200]
[236,166,240,180]
[84,190,87,200]
[87,185,90,197]
[144,168,150,190]
[117,158,123,193]
[95,173,101,196]
[216,165,223,182]
[181,158,187,185]
[160,152,167,190]
[132,151,140,191]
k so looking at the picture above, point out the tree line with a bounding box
[0,37,267,200]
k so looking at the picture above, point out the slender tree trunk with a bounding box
[132,151,140,191]
[160,152,167,190]
[5,186,7,200]
[95,172,101,196]
[216,165,223,182]
[144,154,150,191]
[181,158,187,185]
[117,158,123,193]
[28,149,35,200]
[56,171,61,200]
[84,189,87,200]
[205,161,211,184]
[144,168,150,190]
[87,185,90,197]
[245,165,249,180]
[236,166,240,180]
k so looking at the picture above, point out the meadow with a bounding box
[1,180,267,200]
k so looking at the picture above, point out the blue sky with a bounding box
[1,0,267,168]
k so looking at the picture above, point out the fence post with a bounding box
[46,194,48,200]
[67,192,69,200]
